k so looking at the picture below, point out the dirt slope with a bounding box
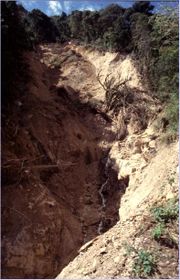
[57,142,178,279]
[2,43,178,279]
[2,44,130,278]
[2,46,113,278]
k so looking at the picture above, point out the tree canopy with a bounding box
[1,1,178,131]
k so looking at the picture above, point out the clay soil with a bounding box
[1,44,127,278]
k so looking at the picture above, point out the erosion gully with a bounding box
[2,46,129,278]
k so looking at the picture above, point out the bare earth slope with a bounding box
[2,43,178,279]
[58,142,178,279]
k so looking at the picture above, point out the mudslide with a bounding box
[2,44,129,278]
[2,44,178,279]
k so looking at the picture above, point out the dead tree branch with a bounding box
[97,71,131,113]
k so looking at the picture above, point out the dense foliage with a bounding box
[150,9,179,132]
[1,1,178,132]
[1,1,32,106]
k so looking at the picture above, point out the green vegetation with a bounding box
[151,199,179,223]
[27,9,58,43]
[123,242,136,256]
[123,199,178,277]
[123,243,157,278]
[149,9,178,133]
[151,199,178,248]
[2,1,178,133]
[1,1,32,107]
[152,223,165,240]
[167,176,175,186]
[132,250,156,278]
[151,221,178,248]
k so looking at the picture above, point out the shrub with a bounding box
[123,244,157,278]
[165,92,179,133]
[132,250,156,278]
[151,199,179,223]
[152,223,165,240]
[132,7,178,133]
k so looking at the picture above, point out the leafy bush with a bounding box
[27,9,58,43]
[132,250,156,278]
[165,92,179,133]
[151,199,179,223]
[131,6,178,133]
[151,198,178,248]
[152,223,165,240]
[123,244,157,278]
[150,9,178,133]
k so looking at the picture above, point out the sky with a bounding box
[17,0,179,16]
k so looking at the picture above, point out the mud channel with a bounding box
[2,46,129,278]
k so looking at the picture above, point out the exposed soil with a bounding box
[2,43,178,279]
[2,44,129,278]
[57,142,179,279]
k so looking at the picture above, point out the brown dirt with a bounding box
[2,43,178,279]
[57,142,178,279]
[2,44,127,278]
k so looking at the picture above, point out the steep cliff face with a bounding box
[2,44,178,279]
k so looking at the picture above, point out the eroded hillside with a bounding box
[2,43,178,279]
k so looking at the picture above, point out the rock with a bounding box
[46,201,56,207]
[149,140,156,149]
[113,242,121,249]
[79,237,98,253]
[133,146,141,154]
[166,192,175,200]
[28,202,33,209]
[35,243,45,256]
[100,247,107,254]
[114,256,120,264]
[92,259,97,272]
